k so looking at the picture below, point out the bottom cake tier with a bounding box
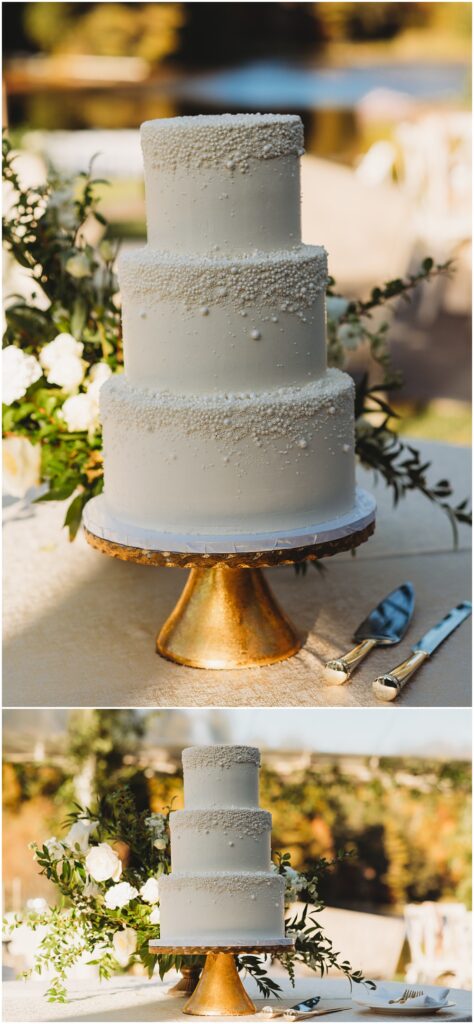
[100,368,355,536]
[158,872,285,943]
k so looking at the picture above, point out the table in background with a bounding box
[2,973,471,1022]
[3,440,471,708]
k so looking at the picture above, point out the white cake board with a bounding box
[83,487,376,556]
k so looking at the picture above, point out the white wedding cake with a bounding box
[100,113,356,539]
[158,745,290,945]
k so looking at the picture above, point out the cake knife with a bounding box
[373,600,472,701]
[323,582,415,685]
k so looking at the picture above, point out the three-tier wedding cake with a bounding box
[158,745,290,945]
[99,113,356,540]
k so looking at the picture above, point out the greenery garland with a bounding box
[5,786,373,1003]
[2,135,471,542]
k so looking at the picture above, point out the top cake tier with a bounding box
[141,113,303,255]
[182,745,260,810]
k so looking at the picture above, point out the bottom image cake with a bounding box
[2,708,472,1023]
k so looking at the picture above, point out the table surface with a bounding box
[3,440,471,708]
[2,973,471,1023]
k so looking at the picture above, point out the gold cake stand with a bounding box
[84,517,375,669]
[149,941,294,1016]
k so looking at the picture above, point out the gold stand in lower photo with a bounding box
[149,943,294,1016]
[84,521,374,669]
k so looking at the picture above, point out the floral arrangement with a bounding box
[2,135,470,540]
[5,787,372,1003]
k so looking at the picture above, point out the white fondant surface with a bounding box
[183,761,259,810]
[100,370,355,535]
[144,157,301,254]
[159,872,285,943]
[121,292,326,394]
[170,809,271,873]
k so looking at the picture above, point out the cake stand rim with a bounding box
[83,488,376,568]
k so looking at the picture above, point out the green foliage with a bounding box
[2,134,471,543]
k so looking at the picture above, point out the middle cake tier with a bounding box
[118,245,328,393]
[100,368,355,536]
[170,809,272,873]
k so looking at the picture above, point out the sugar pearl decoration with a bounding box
[297,438,308,449]
[328,406,336,415]
[343,443,351,452]
[141,114,304,172]
[199,305,209,316]
[251,329,261,340]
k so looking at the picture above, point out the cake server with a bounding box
[373,600,472,701]
[261,997,321,1017]
[323,582,415,685]
[283,1008,349,1021]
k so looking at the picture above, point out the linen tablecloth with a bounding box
[2,973,471,1022]
[3,440,471,708]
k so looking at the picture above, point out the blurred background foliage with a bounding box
[3,709,471,914]
[3,3,471,63]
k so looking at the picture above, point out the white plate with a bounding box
[352,999,455,1016]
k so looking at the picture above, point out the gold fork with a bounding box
[389,988,423,1005]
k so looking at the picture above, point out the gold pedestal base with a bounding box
[183,953,255,1016]
[150,942,294,1017]
[168,966,202,995]
[157,565,302,669]
[84,518,375,670]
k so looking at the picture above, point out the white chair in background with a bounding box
[404,902,472,988]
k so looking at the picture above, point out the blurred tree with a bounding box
[178,2,322,66]
[23,2,183,62]
[67,709,149,807]
[317,3,424,42]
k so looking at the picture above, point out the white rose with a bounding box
[153,838,167,851]
[83,880,101,898]
[46,355,85,390]
[149,905,160,925]
[85,843,122,883]
[40,333,83,371]
[64,819,98,854]
[112,927,137,967]
[40,333,84,391]
[336,322,363,351]
[104,881,138,910]
[65,252,92,278]
[326,296,350,322]
[2,436,41,498]
[2,346,42,405]
[86,361,112,402]
[44,837,65,862]
[140,877,160,904]
[61,392,98,432]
